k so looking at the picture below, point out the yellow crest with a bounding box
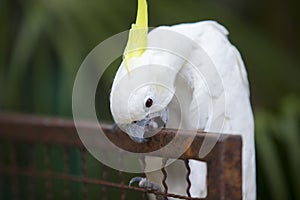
[123,0,148,73]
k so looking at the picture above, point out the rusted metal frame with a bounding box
[27,145,35,200]
[0,167,203,200]
[204,137,242,200]
[63,147,71,199]
[221,137,242,199]
[0,113,242,199]
[161,158,168,199]
[102,165,109,200]
[118,151,126,200]
[10,144,19,200]
[81,148,88,200]
[0,167,144,191]
[0,113,237,160]
[184,159,192,198]
[0,113,87,148]
[44,145,53,200]
[140,155,148,200]
[0,145,3,200]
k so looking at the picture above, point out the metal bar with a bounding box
[44,145,52,200]
[0,113,242,199]
[10,145,18,200]
[161,158,168,199]
[142,192,147,200]
[0,167,203,200]
[206,137,242,200]
[0,143,3,200]
[63,147,70,199]
[140,155,148,200]
[102,165,109,200]
[27,145,35,200]
[118,151,126,200]
[184,159,192,198]
[81,149,88,200]
[220,137,242,199]
[0,113,240,161]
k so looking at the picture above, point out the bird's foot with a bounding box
[129,177,166,200]
[129,176,162,192]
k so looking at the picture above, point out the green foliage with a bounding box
[1,0,299,115]
[1,0,133,115]
[256,95,300,200]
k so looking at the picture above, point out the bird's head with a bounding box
[110,61,175,143]
[109,0,175,143]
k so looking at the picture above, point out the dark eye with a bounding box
[145,98,153,108]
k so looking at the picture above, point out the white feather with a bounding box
[146,21,255,200]
[110,20,256,200]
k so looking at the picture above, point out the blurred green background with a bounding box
[0,0,299,199]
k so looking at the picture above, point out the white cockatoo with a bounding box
[110,0,256,199]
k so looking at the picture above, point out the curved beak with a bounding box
[119,107,168,143]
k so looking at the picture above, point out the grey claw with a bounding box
[129,177,163,193]
[129,177,166,199]
[129,176,143,186]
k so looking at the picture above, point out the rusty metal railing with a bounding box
[0,113,242,200]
